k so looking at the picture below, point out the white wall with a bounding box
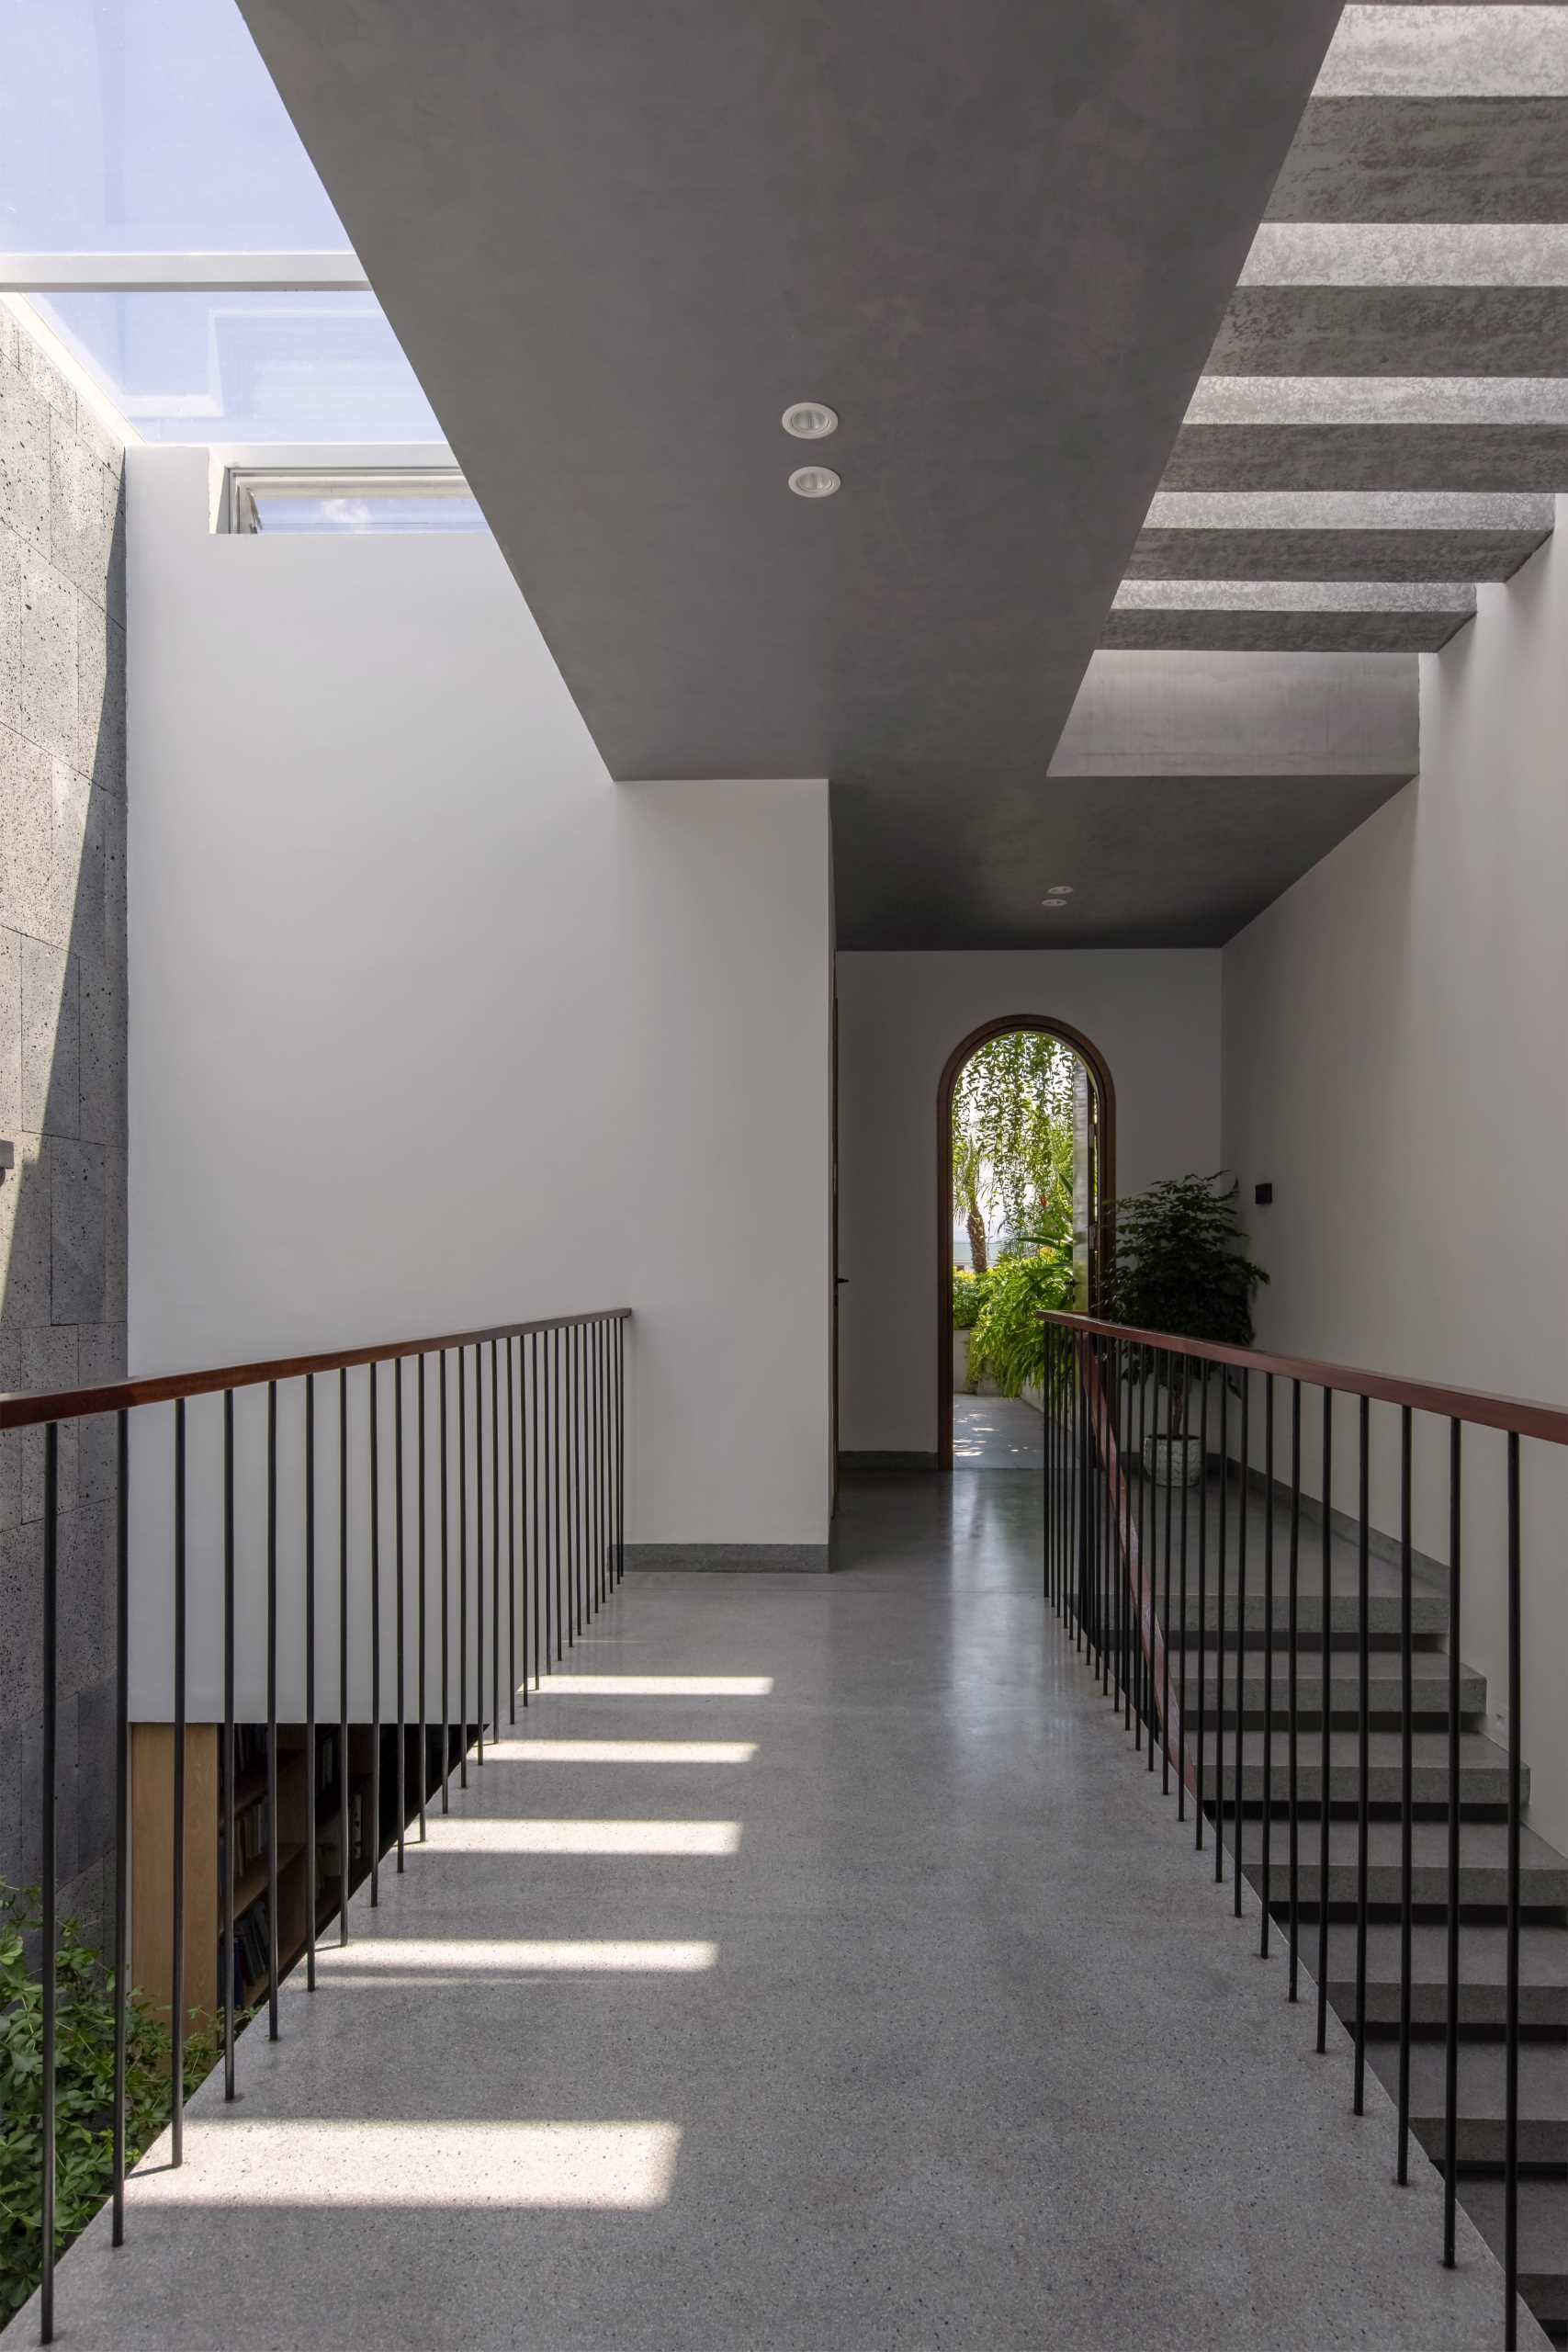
[126,447,830,1716]
[835,950,1223,1455]
[1223,508,1568,1845]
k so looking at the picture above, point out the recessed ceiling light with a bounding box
[782,401,839,439]
[1043,885,1074,898]
[788,465,840,499]
[1043,899,1067,910]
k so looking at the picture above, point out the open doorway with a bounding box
[937,1017,1115,1472]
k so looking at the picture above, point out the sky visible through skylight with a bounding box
[0,0,445,441]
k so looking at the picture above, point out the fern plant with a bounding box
[968,1249,1076,1400]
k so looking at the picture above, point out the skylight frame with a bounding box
[225,465,484,535]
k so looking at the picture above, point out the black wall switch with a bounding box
[1254,1182,1273,1205]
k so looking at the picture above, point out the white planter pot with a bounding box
[953,1330,977,1395]
[1142,1434,1205,1487]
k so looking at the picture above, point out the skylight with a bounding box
[0,0,446,447]
[0,0,347,253]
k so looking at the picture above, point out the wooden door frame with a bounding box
[937,1014,1116,1474]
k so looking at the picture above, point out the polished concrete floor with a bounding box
[23,1472,1541,2350]
[953,1393,1045,1464]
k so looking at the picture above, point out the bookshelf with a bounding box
[130,1719,463,2022]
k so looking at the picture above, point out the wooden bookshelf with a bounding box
[130,1719,462,2022]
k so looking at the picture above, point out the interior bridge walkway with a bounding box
[20,1471,1542,2350]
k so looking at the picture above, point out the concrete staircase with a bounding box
[1147,1478,1568,2340]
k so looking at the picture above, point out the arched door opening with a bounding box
[937,1017,1115,1473]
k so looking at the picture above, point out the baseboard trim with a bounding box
[839,1450,941,1472]
[624,1543,832,1574]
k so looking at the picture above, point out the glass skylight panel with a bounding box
[0,0,349,252]
[231,472,488,533]
[31,291,444,443]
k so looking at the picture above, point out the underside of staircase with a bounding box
[1140,1476,1567,2344]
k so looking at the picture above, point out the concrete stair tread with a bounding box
[1238,1815,1565,1872]
[1372,2039,1568,2125]
[1196,1728,1513,1775]
[1182,1657,1485,1712]
[1322,1921,1568,1991]
[1455,2178,1568,2312]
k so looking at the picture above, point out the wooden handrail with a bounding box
[1041,1310,1567,1447]
[0,1308,634,1433]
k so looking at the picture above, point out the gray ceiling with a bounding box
[239,0,1346,945]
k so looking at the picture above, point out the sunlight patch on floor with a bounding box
[131,2122,682,2208]
[311,1939,717,1976]
[412,1818,742,1854]
[486,1738,758,1762]
[538,1675,773,1697]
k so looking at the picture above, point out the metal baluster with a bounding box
[265,1382,279,2019]
[457,1349,468,1783]
[440,1351,451,1807]
[368,1365,381,1898]
[553,1327,564,1657]
[305,1375,318,1981]
[1234,1371,1249,1918]
[1316,1389,1333,2051]
[339,1369,350,1935]
[1396,1405,1413,2178]
[532,1332,543,1687]
[571,1323,583,1637]
[1196,1361,1209,1852]
[491,1336,501,1736]
[1504,1432,1521,2351]
[113,1409,131,2214]
[417,1356,428,1839]
[1141,1352,1154,1767]
[1260,1374,1275,1959]
[475,1343,486,1764]
[394,1360,406,1871]
[1122,1342,1134,1731]
[1288,1379,1302,2002]
[220,1401,236,2087]
[1178,1362,1191,1826]
[1214,1361,1226,1880]
[1162,1348,1174,1797]
[508,1336,518,1719]
[615,1315,626,1585]
[1442,1417,1461,2257]
[40,1421,58,2343]
[1353,1395,1371,2107]
[172,1402,190,2130]
[1074,1333,1086,1649]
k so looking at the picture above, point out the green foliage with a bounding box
[1103,1173,1268,1429]
[0,1883,230,2318]
[953,1032,1076,1257]
[951,1265,988,1330]
[968,1249,1076,1399]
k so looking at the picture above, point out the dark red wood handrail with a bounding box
[0,1308,634,1433]
[1042,1310,1567,1447]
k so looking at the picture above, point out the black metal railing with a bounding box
[1041,1311,1567,2351]
[0,1306,631,2343]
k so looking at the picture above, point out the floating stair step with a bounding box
[1138,1591,1449,1638]
[1268,97,1568,229]
[1209,284,1568,381]
[1362,2041,1568,2168]
[1238,1815,1568,1909]
[1129,492,1556,584]
[1193,1728,1525,1810]
[1322,1921,1568,2031]
[1163,419,1568,496]
[1455,2177,1568,2334]
[1179,1655,1485,1720]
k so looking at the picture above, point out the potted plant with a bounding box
[1103,1173,1267,1484]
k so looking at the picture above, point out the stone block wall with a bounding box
[0,303,127,1934]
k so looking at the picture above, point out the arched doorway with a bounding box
[936,1016,1115,1473]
